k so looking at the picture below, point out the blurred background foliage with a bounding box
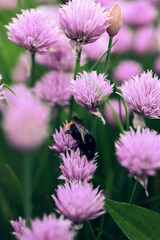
[0,0,160,240]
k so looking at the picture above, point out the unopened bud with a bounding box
[106,0,122,37]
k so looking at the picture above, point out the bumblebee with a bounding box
[66,116,96,160]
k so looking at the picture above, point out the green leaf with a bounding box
[105,198,160,240]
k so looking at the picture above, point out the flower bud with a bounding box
[106,0,122,37]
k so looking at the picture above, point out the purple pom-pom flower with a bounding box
[50,122,76,154]
[70,71,114,124]
[115,127,160,196]
[21,215,75,240]
[6,9,59,53]
[35,71,71,107]
[10,217,26,239]
[52,181,105,223]
[59,0,109,55]
[119,71,160,119]
[59,149,97,182]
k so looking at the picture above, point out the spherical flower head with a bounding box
[6,9,59,53]
[34,71,71,107]
[3,85,50,152]
[133,26,155,54]
[0,0,17,10]
[10,217,26,239]
[83,32,109,61]
[70,71,114,124]
[52,182,105,223]
[155,57,160,75]
[122,0,158,26]
[50,122,76,154]
[104,99,130,127]
[112,26,133,54]
[115,127,160,195]
[106,0,122,37]
[36,33,76,71]
[119,71,160,119]
[59,149,97,182]
[114,60,142,84]
[59,0,109,55]
[12,53,31,83]
[21,215,75,240]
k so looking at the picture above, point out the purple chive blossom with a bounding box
[10,217,26,239]
[115,127,160,196]
[21,215,75,240]
[59,149,97,182]
[36,33,76,72]
[50,122,76,154]
[133,26,155,54]
[6,9,59,53]
[3,85,50,152]
[114,60,142,84]
[104,99,131,127]
[52,181,105,223]
[59,0,109,55]
[12,53,31,83]
[70,71,114,124]
[34,71,71,107]
[122,0,158,27]
[119,71,160,119]
[0,0,17,10]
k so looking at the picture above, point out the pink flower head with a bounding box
[10,217,26,239]
[12,53,31,83]
[34,71,71,107]
[154,57,160,75]
[50,122,76,154]
[70,71,114,124]
[120,71,160,119]
[52,182,105,223]
[6,9,59,53]
[122,0,158,26]
[0,0,17,10]
[83,32,109,61]
[114,60,142,84]
[115,128,160,195]
[59,149,97,182]
[59,0,109,54]
[36,33,76,71]
[104,99,130,127]
[133,26,155,54]
[21,215,75,240]
[3,85,50,152]
[112,26,133,54]
[95,0,116,8]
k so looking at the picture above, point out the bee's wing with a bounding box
[73,116,89,142]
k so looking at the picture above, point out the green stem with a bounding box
[70,48,82,120]
[23,154,32,220]
[106,99,124,134]
[89,38,118,72]
[74,48,82,80]
[96,215,105,240]
[104,37,113,75]
[129,180,138,204]
[30,51,36,87]
[116,88,129,131]
[87,221,96,240]
[3,83,17,97]
[121,96,129,131]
